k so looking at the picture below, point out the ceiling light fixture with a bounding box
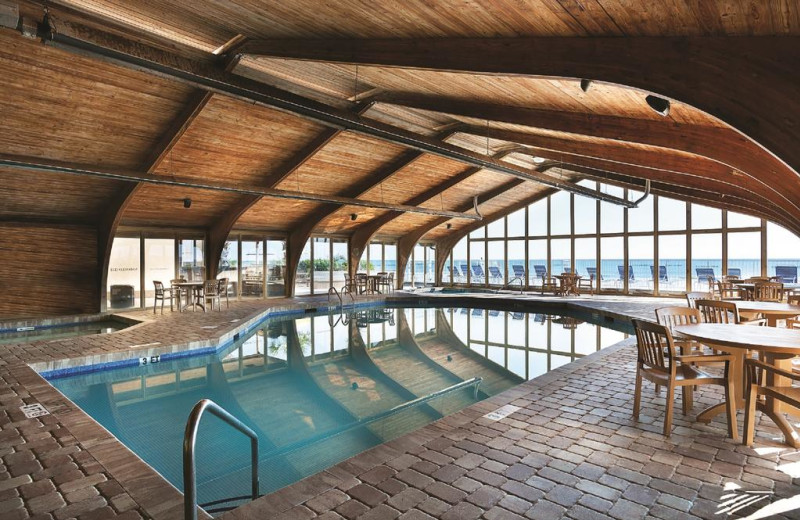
[183,198,192,208]
[580,79,592,92]
[350,213,358,221]
[532,157,546,164]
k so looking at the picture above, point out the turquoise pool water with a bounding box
[48,305,629,512]
[0,320,129,345]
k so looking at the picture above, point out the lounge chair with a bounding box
[775,265,798,283]
[488,265,503,284]
[533,264,547,281]
[511,264,526,280]
[579,267,600,294]
[650,265,669,283]
[727,268,742,278]
[695,267,716,293]
[618,265,634,282]
[471,264,486,284]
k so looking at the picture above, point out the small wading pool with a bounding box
[48,305,630,512]
[0,319,130,345]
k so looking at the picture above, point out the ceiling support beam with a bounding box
[207,102,373,279]
[347,149,517,280]
[238,37,800,196]
[458,126,800,229]
[33,17,633,208]
[283,130,455,296]
[96,90,212,309]
[374,93,798,211]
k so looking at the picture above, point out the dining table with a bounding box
[174,281,205,312]
[674,323,800,446]
[733,301,800,326]
[734,282,800,301]
[554,274,582,296]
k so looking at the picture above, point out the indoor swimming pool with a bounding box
[48,305,630,512]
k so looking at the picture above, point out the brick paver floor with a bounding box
[1,293,799,519]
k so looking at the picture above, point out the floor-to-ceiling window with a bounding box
[217,240,238,298]
[107,236,140,309]
[242,239,265,298]
[438,181,796,295]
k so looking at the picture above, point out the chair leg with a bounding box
[160,298,164,315]
[632,369,642,420]
[664,383,675,437]
[725,376,740,442]
[654,384,661,395]
[743,382,757,446]
[153,298,157,314]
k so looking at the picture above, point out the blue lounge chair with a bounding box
[471,264,486,283]
[533,265,547,279]
[727,268,742,278]
[775,265,798,283]
[618,265,634,281]
[695,267,716,284]
[488,265,503,283]
[511,264,526,280]
[650,265,669,283]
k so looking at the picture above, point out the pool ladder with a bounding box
[328,286,355,307]
[184,399,260,519]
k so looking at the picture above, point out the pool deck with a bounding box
[0,292,798,520]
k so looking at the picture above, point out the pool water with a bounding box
[0,320,129,345]
[49,306,629,511]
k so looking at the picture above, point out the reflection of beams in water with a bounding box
[395,310,483,398]
[248,378,482,464]
[349,319,443,421]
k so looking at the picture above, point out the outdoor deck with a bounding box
[0,292,797,520]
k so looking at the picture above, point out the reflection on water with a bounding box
[50,306,627,509]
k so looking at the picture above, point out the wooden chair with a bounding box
[217,278,230,308]
[577,270,595,295]
[153,281,176,314]
[743,358,800,445]
[696,299,766,326]
[716,281,743,301]
[655,307,706,354]
[685,292,709,309]
[540,275,559,295]
[631,319,738,438]
[343,273,358,296]
[170,278,186,312]
[355,273,368,294]
[753,281,784,302]
[204,279,220,311]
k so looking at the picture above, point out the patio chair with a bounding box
[541,276,559,295]
[650,265,669,284]
[153,281,177,314]
[727,268,742,279]
[170,278,186,312]
[578,267,598,295]
[631,319,737,438]
[695,268,716,292]
[511,264,526,280]
[685,291,709,309]
[618,265,634,283]
[716,281,743,301]
[471,264,486,284]
[655,307,707,356]
[204,279,221,311]
[533,264,547,280]
[217,278,230,308]
[460,263,470,282]
[696,299,766,326]
[355,273,368,294]
[743,358,800,446]
[775,265,798,283]
[753,281,784,302]
[488,265,503,284]
[377,272,393,293]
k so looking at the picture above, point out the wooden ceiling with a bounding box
[2,0,799,263]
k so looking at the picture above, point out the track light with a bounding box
[446,223,452,229]
[183,198,192,209]
[350,213,358,221]
[580,79,592,92]
[645,95,670,116]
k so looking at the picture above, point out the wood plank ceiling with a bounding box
[2,0,799,255]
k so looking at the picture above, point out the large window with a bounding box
[107,237,140,309]
[218,240,238,298]
[145,238,176,306]
[242,239,264,297]
[442,183,795,296]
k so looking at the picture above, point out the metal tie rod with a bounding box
[183,399,259,520]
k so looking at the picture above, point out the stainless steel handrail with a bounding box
[184,399,259,520]
[507,277,525,294]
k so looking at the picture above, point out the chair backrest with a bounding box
[685,291,708,309]
[775,265,798,283]
[632,319,675,373]
[217,277,228,293]
[788,293,800,306]
[753,281,784,302]
[695,267,716,283]
[472,264,485,276]
[562,267,573,274]
[696,299,740,324]
[533,265,547,277]
[716,281,741,300]
[655,306,702,332]
[618,265,634,281]
[489,266,502,278]
[586,266,596,280]
[649,265,668,282]
[153,280,165,296]
[512,264,525,278]
[204,279,218,295]
[727,268,742,278]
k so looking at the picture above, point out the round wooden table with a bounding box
[554,274,582,296]
[733,301,800,326]
[674,323,800,446]
[174,281,205,312]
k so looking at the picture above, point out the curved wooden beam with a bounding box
[458,125,800,230]
[374,93,798,214]
[98,90,212,309]
[238,37,800,190]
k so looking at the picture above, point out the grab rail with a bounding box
[327,286,342,306]
[183,399,259,520]
[506,277,524,294]
[328,286,355,306]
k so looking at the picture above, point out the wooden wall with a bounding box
[0,224,99,319]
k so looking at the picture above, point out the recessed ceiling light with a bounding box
[533,157,546,164]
